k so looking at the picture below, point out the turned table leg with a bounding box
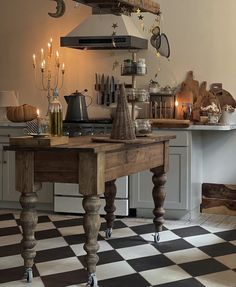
[104,180,117,238]
[83,196,101,287]
[16,152,39,282]
[150,166,167,242]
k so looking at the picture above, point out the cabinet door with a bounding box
[130,147,188,210]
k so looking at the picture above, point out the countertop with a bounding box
[156,124,236,131]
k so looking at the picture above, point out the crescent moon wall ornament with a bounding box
[48,0,66,18]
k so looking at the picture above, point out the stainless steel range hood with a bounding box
[60,14,148,50]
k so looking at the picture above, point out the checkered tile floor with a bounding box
[0,212,236,287]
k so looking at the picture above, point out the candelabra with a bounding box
[32,38,65,115]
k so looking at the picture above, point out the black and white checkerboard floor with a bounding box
[0,212,236,287]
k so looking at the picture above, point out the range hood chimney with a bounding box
[60,14,148,50]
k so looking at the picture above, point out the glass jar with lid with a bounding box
[49,88,63,136]
[134,119,152,136]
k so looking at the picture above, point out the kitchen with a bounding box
[0,0,236,286]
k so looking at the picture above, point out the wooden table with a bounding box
[5,134,174,286]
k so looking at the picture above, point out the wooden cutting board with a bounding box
[150,119,190,128]
[10,136,69,147]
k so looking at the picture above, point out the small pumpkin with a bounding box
[7,104,37,122]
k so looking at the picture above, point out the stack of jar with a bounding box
[122,58,147,75]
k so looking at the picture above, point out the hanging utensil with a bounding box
[104,76,110,106]
[100,74,105,105]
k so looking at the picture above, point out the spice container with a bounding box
[123,59,132,74]
[49,88,63,136]
[134,119,152,136]
[137,58,147,75]
[136,89,149,102]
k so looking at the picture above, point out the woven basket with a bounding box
[110,84,136,140]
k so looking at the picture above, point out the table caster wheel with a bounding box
[105,228,112,239]
[87,273,99,287]
[24,268,33,283]
[153,232,160,243]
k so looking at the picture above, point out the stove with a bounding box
[63,119,112,137]
[54,119,129,216]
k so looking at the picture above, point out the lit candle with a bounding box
[41,60,45,72]
[175,100,179,107]
[48,43,52,57]
[56,51,60,67]
[41,48,44,62]
[36,109,42,134]
[62,63,65,74]
[32,54,36,68]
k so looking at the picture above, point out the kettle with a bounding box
[64,90,92,121]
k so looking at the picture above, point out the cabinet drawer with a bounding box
[153,130,190,146]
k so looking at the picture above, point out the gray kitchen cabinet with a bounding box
[0,124,53,209]
[130,130,203,219]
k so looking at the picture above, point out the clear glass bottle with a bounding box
[49,88,63,136]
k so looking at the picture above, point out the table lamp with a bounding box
[0,91,19,122]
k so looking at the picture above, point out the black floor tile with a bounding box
[130,223,167,235]
[154,238,194,253]
[128,254,174,272]
[99,273,150,287]
[79,250,124,267]
[0,265,39,284]
[64,233,104,245]
[35,246,76,263]
[38,215,52,223]
[100,220,128,231]
[199,242,236,257]
[215,229,236,241]
[53,217,84,228]
[179,258,228,277]
[0,226,21,236]
[0,213,15,221]
[0,243,21,257]
[172,226,209,237]
[35,229,61,240]
[153,277,205,287]
[41,268,88,287]
[107,235,147,249]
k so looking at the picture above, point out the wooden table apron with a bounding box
[5,135,173,283]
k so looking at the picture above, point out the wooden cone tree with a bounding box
[110,84,136,140]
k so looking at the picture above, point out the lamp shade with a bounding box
[0,91,19,107]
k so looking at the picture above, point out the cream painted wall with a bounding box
[1,0,236,118]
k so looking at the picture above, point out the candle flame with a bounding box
[175,100,179,107]
[36,109,40,117]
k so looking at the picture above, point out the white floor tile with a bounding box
[36,257,83,276]
[117,244,160,260]
[215,253,236,269]
[230,240,236,246]
[70,240,113,256]
[0,234,22,247]
[58,225,85,236]
[100,227,136,239]
[165,247,210,264]
[35,222,56,232]
[141,230,180,242]
[96,261,135,281]
[184,233,225,247]
[0,277,44,287]
[36,237,68,251]
[140,265,191,285]
[121,218,152,227]
[0,220,18,228]
[196,270,236,287]
[0,254,22,270]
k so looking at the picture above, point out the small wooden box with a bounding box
[10,136,69,147]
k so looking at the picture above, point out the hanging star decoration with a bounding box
[111,23,118,47]
[112,60,120,71]
[136,7,145,31]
